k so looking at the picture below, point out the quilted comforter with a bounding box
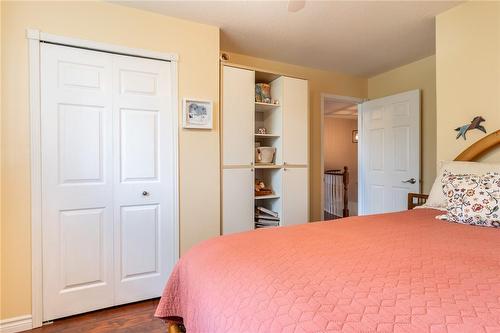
[155,209,500,332]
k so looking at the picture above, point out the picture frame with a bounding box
[352,130,358,143]
[182,98,213,129]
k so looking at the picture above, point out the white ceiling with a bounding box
[116,1,460,77]
[324,99,358,119]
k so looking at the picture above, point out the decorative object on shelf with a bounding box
[455,116,486,140]
[272,99,280,105]
[255,147,276,164]
[255,180,273,196]
[352,130,358,143]
[182,98,213,129]
[257,127,267,134]
[255,83,271,103]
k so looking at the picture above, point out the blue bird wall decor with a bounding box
[455,116,486,140]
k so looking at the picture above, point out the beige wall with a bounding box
[0,0,3,314]
[4,0,490,322]
[323,117,358,203]
[1,1,220,320]
[223,52,367,222]
[436,2,500,164]
[367,56,437,193]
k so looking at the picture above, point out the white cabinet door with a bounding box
[41,43,115,320]
[359,90,420,215]
[223,169,254,234]
[112,55,176,305]
[282,168,308,226]
[222,66,255,166]
[283,77,308,165]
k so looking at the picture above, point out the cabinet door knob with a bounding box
[142,191,150,196]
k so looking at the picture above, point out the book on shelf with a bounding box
[256,206,278,218]
[255,224,276,229]
[255,219,279,225]
[255,214,280,221]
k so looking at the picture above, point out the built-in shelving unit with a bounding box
[221,64,309,235]
[254,75,283,228]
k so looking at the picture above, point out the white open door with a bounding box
[358,90,420,215]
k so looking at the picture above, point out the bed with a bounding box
[156,130,500,333]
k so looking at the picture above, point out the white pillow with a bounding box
[423,161,500,209]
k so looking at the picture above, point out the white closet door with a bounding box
[222,169,254,234]
[112,55,175,304]
[41,44,115,320]
[283,77,308,165]
[222,66,255,166]
[41,43,176,320]
[282,168,308,226]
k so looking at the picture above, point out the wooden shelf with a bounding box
[255,102,280,112]
[255,164,282,169]
[255,133,280,138]
[255,194,280,200]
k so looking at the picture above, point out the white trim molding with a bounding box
[26,29,179,62]
[27,28,180,328]
[320,93,363,221]
[28,28,43,330]
[0,315,33,333]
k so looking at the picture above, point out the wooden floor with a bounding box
[27,299,165,333]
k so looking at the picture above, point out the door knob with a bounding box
[402,178,416,184]
[142,191,150,196]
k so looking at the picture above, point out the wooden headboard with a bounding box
[408,129,500,209]
[454,129,500,161]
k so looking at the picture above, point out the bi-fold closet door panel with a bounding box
[41,43,174,321]
[112,54,175,305]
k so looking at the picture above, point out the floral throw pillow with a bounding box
[436,171,500,228]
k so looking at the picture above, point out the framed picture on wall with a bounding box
[352,130,358,143]
[182,98,213,129]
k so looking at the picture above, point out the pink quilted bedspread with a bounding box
[155,209,500,332]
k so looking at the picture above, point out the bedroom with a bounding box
[1,1,499,332]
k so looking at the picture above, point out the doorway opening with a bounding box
[321,94,362,220]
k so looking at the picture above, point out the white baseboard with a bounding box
[0,315,32,333]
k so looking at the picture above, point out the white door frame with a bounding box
[320,93,364,220]
[27,29,180,328]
